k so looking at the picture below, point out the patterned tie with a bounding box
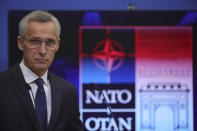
[34,78,47,131]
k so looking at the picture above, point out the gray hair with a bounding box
[19,10,61,39]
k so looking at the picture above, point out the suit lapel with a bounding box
[48,72,62,131]
[10,65,41,131]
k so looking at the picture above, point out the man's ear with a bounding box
[55,39,61,51]
[17,35,24,51]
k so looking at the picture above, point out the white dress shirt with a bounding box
[19,60,51,124]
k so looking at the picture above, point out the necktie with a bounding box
[34,78,47,131]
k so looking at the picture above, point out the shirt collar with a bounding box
[19,59,48,86]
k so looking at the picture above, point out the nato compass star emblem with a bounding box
[91,37,126,83]
[80,26,135,83]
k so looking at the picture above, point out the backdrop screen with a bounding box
[9,11,197,131]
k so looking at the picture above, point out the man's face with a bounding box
[17,21,60,76]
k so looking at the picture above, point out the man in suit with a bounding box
[0,10,83,131]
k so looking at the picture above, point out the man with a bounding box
[0,10,83,131]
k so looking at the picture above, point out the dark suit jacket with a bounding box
[0,64,83,131]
